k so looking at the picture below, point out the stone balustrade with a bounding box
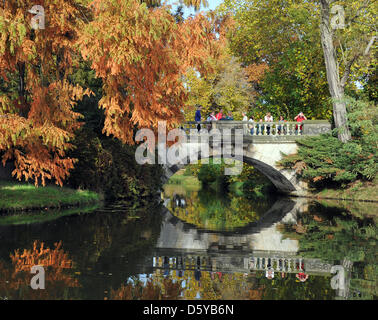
[151,252,334,275]
[180,120,332,137]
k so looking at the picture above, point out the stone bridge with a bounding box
[162,120,331,196]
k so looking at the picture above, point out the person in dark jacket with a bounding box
[195,105,202,132]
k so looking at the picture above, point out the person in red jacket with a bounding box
[216,109,224,120]
[294,112,307,134]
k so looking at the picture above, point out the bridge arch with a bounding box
[163,152,302,195]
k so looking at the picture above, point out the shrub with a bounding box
[67,128,163,203]
[197,161,224,186]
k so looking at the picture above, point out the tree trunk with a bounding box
[17,62,28,118]
[319,0,351,142]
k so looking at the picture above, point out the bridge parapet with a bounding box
[152,251,334,275]
[181,120,331,137]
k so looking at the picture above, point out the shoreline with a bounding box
[0,181,102,214]
[291,194,378,203]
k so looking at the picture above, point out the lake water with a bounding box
[0,182,376,300]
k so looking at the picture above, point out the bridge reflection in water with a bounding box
[150,197,352,299]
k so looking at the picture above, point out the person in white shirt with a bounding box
[266,268,274,279]
[264,112,273,135]
[248,116,255,135]
[242,112,248,134]
[206,112,217,130]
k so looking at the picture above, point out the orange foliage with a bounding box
[0,241,79,299]
[110,278,182,300]
[247,288,263,300]
[0,0,226,184]
[78,0,224,144]
[245,63,269,83]
[0,1,91,186]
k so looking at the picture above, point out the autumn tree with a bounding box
[213,56,255,116]
[144,0,209,11]
[77,0,223,144]
[183,54,256,120]
[0,0,91,185]
[0,0,223,185]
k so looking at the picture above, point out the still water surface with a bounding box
[0,183,376,300]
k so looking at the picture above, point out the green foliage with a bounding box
[218,0,376,121]
[282,202,378,299]
[218,0,331,119]
[279,97,377,188]
[259,40,331,120]
[184,56,254,121]
[197,160,225,186]
[213,57,254,116]
[165,186,270,231]
[67,128,163,203]
[229,163,275,198]
[257,272,335,300]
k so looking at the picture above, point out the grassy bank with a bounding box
[310,178,378,203]
[0,203,100,225]
[0,181,101,213]
[164,170,201,188]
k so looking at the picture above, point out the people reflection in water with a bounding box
[266,268,274,279]
[295,260,308,282]
[173,194,187,209]
[195,257,202,282]
[266,258,274,279]
[194,267,202,282]
[176,257,184,278]
[163,256,170,277]
[296,272,309,282]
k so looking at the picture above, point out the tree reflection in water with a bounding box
[0,241,80,300]
[164,188,272,231]
[108,268,336,300]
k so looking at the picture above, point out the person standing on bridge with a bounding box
[216,109,224,120]
[264,112,274,135]
[225,112,234,120]
[207,112,217,131]
[256,118,264,135]
[207,112,217,122]
[294,112,307,134]
[195,105,202,132]
[277,115,287,135]
[248,115,255,135]
[242,112,248,134]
